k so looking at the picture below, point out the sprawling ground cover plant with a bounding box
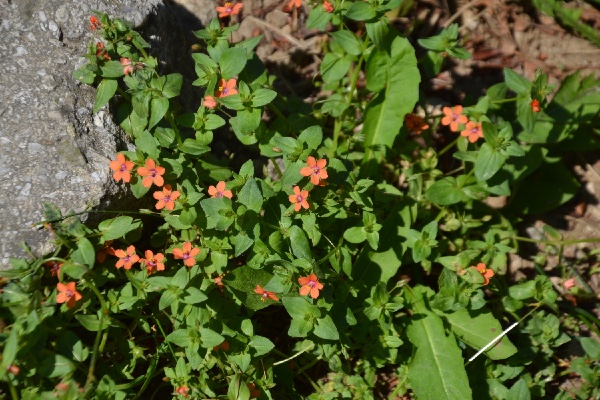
[2,2,600,399]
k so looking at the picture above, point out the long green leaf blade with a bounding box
[406,286,472,400]
[360,35,419,177]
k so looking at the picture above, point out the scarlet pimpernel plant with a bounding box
[2,3,600,400]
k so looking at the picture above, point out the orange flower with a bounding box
[213,340,230,352]
[56,282,83,308]
[114,245,140,270]
[137,158,166,188]
[7,365,19,375]
[284,0,302,12]
[204,95,217,109]
[563,278,576,290]
[153,184,180,211]
[460,121,483,143]
[298,273,324,299]
[300,156,328,186]
[215,78,238,98]
[214,274,225,288]
[404,113,430,134]
[216,2,243,18]
[97,240,116,263]
[441,105,468,132]
[530,99,541,113]
[175,385,189,398]
[89,16,101,30]
[173,242,200,267]
[471,262,494,285]
[95,42,110,60]
[254,285,279,301]
[45,261,63,277]
[208,181,233,199]
[323,0,334,12]
[109,153,135,183]
[248,382,260,399]
[141,250,165,274]
[120,57,133,75]
[289,186,309,212]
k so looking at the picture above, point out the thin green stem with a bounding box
[165,111,183,147]
[267,103,287,122]
[154,317,177,360]
[269,157,283,179]
[116,86,131,102]
[33,209,164,226]
[438,137,459,156]
[84,280,109,391]
[512,235,600,247]
[7,379,18,400]
[490,97,518,104]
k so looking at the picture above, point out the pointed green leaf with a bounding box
[406,286,472,400]
[93,79,118,113]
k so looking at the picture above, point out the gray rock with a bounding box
[0,0,215,268]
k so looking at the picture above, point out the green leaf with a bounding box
[361,35,419,176]
[166,329,193,347]
[320,53,352,82]
[77,237,95,267]
[1,324,19,369]
[508,281,536,300]
[443,308,518,360]
[251,88,277,107]
[344,226,367,244]
[306,5,332,30]
[406,286,473,400]
[426,177,469,205]
[99,60,126,78]
[237,178,263,213]
[313,315,340,340]
[62,262,89,280]
[98,216,140,241]
[93,79,118,113]
[507,378,531,400]
[75,314,109,332]
[159,288,179,310]
[73,65,95,84]
[249,335,275,356]
[474,143,506,181]
[289,225,312,260]
[283,297,320,320]
[162,73,183,98]
[345,1,376,20]
[200,328,224,349]
[330,31,362,56]
[148,96,169,129]
[180,138,210,155]
[38,354,76,378]
[135,130,159,159]
[580,337,600,359]
[224,266,275,310]
[219,47,247,79]
[503,68,531,96]
[298,126,323,150]
[365,18,390,49]
[228,374,251,400]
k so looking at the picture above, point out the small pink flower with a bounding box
[215,78,237,98]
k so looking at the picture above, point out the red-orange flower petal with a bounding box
[289,186,309,212]
[208,181,233,199]
[56,281,82,308]
[460,121,483,143]
[216,2,243,18]
[153,184,180,211]
[173,242,200,267]
[109,153,135,183]
[137,159,166,188]
[471,262,494,285]
[441,105,468,132]
[254,285,279,301]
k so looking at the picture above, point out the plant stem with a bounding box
[438,137,459,156]
[491,97,518,104]
[33,209,164,226]
[84,281,109,390]
[512,235,600,246]
[270,157,284,179]
[7,379,18,400]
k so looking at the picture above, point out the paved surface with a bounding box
[0,0,214,268]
